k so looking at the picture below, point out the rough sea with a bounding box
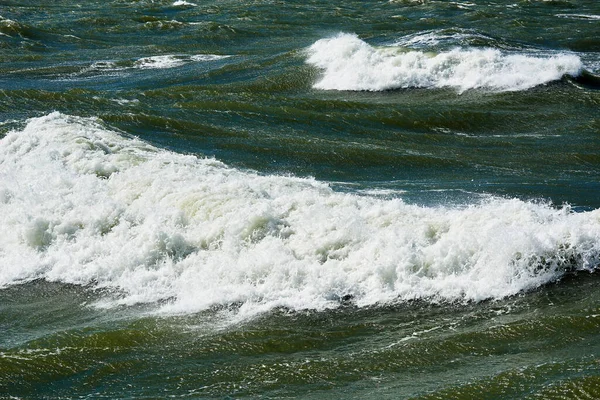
[1,0,600,398]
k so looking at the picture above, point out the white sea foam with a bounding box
[1,113,599,318]
[556,14,600,20]
[134,55,188,69]
[173,0,197,6]
[70,54,229,78]
[394,29,497,49]
[306,33,583,92]
[189,54,230,62]
[0,16,23,37]
[133,54,230,69]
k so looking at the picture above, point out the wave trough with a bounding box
[1,114,599,317]
[306,33,583,92]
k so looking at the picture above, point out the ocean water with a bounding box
[1,0,600,398]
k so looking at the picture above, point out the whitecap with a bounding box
[555,13,600,20]
[133,54,230,69]
[1,113,599,319]
[173,0,197,6]
[134,55,187,69]
[394,29,500,49]
[305,33,583,93]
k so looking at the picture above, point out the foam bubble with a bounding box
[1,113,599,318]
[306,33,583,92]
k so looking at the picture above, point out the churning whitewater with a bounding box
[306,33,583,92]
[1,114,599,316]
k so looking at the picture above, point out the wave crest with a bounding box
[306,33,583,92]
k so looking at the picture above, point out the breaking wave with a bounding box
[306,33,583,93]
[1,113,599,317]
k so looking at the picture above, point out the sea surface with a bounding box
[1,0,600,398]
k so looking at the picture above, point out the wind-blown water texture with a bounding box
[2,113,599,317]
[2,1,600,398]
[306,33,583,92]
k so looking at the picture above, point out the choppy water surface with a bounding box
[1,0,600,398]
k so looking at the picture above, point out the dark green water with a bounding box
[1,0,600,398]
[3,277,600,398]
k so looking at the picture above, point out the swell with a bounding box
[569,70,600,90]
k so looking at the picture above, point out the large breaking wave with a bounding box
[1,113,599,317]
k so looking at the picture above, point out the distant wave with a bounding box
[555,14,600,21]
[392,28,510,50]
[306,33,583,93]
[172,0,197,6]
[173,0,197,7]
[66,54,231,78]
[133,54,229,69]
[0,15,36,40]
[1,114,599,318]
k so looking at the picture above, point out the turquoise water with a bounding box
[1,0,600,398]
